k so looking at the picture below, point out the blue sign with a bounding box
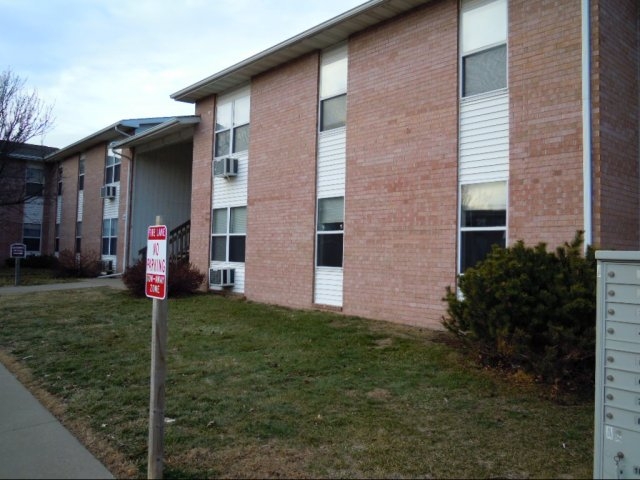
[10,243,27,259]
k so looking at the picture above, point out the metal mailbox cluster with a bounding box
[595,251,640,479]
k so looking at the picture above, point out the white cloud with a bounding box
[1,0,365,148]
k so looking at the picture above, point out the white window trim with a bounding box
[214,86,251,160]
[318,43,348,132]
[315,196,345,269]
[211,206,247,264]
[459,0,508,100]
[23,223,42,253]
[102,218,118,256]
[457,181,508,275]
[105,151,121,186]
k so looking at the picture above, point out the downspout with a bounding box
[582,0,593,249]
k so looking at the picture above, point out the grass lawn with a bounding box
[0,288,594,478]
[0,266,76,287]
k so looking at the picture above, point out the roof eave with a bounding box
[171,0,429,103]
[44,120,130,162]
[112,116,200,151]
[44,116,192,162]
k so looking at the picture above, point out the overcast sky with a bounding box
[1,0,365,148]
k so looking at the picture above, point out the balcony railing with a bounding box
[138,220,190,262]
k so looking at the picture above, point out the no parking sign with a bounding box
[145,225,168,299]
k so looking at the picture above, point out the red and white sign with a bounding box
[145,225,168,299]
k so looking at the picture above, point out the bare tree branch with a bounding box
[0,68,56,208]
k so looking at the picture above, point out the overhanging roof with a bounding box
[171,0,430,103]
[1,142,58,161]
[45,117,180,162]
[112,116,200,153]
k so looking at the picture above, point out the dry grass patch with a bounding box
[0,289,594,478]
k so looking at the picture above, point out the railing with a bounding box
[138,220,190,262]
[169,220,190,261]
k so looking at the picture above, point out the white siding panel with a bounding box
[129,143,193,263]
[213,152,248,207]
[317,127,346,198]
[102,185,119,219]
[314,267,343,306]
[77,191,84,221]
[209,261,245,294]
[211,147,247,292]
[56,196,62,223]
[459,91,509,183]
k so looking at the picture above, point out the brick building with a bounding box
[43,0,639,329]
[0,142,57,264]
[43,117,197,274]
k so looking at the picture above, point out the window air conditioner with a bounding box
[101,260,114,274]
[213,157,239,178]
[100,185,117,198]
[209,267,235,287]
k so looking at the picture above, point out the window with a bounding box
[54,223,60,253]
[105,154,120,184]
[57,167,63,196]
[320,94,347,131]
[23,223,41,252]
[211,206,246,263]
[75,221,82,253]
[25,167,44,196]
[102,218,118,255]
[319,46,348,132]
[459,181,506,272]
[78,158,85,191]
[317,197,344,267]
[215,93,250,158]
[461,0,507,97]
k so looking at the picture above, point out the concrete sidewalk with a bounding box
[0,278,123,479]
[0,276,126,296]
[0,362,114,479]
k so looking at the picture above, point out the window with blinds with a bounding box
[459,181,507,272]
[460,0,507,97]
[211,206,247,263]
[317,197,344,267]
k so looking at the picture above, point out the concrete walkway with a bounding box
[0,363,114,479]
[0,278,122,479]
[0,277,126,296]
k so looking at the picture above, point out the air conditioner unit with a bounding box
[209,267,235,287]
[100,185,117,198]
[213,157,239,178]
[101,260,114,274]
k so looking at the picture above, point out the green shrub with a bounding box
[5,254,58,269]
[54,249,102,278]
[442,231,596,397]
[122,258,205,298]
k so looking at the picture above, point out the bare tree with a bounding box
[0,68,55,208]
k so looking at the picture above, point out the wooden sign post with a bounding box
[146,217,168,479]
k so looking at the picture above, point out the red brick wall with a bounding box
[0,159,26,263]
[245,53,320,309]
[592,0,639,249]
[41,162,58,256]
[190,96,215,286]
[344,0,459,328]
[83,145,106,257]
[509,0,585,248]
[58,155,79,253]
